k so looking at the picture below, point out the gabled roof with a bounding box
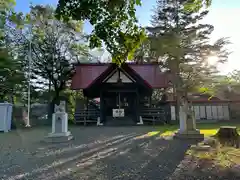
[84,63,152,90]
[71,63,172,90]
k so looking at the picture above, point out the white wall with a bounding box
[171,104,230,121]
[104,69,134,83]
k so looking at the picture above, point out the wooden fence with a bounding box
[170,103,230,121]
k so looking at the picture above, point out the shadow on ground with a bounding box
[0,126,197,180]
[169,154,240,180]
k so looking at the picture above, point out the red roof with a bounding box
[71,63,172,90]
[129,64,171,88]
[71,64,108,89]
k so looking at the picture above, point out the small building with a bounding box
[71,63,172,125]
[71,63,233,125]
[168,93,231,122]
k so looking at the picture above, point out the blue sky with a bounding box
[15,0,240,74]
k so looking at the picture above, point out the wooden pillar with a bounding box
[84,97,88,126]
[100,91,104,123]
[135,90,140,123]
[228,102,231,120]
[149,96,152,107]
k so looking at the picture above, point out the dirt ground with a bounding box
[0,126,239,180]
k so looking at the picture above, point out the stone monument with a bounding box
[174,101,204,140]
[45,101,73,142]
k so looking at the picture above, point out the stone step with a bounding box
[104,117,136,126]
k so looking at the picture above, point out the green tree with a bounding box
[55,0,212,64]
[56,0,146,64]
[229,70,240,84]
[0,0,26,103]
[0,51,25,102]
[10,5,89,102]
[184,0,212,12]
[60,89,84,122]
[147,0,229,120]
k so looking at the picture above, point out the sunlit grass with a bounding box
[187,145,240,168]
[182,122,240,168]
[147,131,160,136]
[199,129,218,137]
[154,122,240,138]
[160,130,177,137]
[134,131,160,139]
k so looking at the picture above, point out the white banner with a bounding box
[112,109,125,117]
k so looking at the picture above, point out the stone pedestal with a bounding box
[45,101,73,143]
[174,106,204,140]
[137,116,144,125]
[97,117,103,126]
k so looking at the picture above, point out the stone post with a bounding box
[174,100,204,139]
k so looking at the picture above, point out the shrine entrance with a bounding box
[73,63,173,126]
[82,63,152,125]
[102,91,138,125]
[103,92,136,117]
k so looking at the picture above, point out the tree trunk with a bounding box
[175,89,180,122]
[217,127,239,138]
[0,94,4,102]
[173,66,181,122]
[48,87,61,121]
[181,94,196,130]
[216,126,240,148]
[10,88,14,104]
[47,79,52,120]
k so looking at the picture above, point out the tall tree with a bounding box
[55,0,212,64]
[56,0,146,64]
[0,0,26,102]
[147,0,229,120]
[9,5,89,104]
[184,0,212,11]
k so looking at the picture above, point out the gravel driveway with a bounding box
[0,126,196,180]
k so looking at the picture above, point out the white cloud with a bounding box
[203,8,240,74]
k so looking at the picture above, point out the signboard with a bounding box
[112,109,125,117]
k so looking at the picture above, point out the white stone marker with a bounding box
[174,101,204,139]
[97,117,103,126]
[45,101,73,142]
[137,116,144,125]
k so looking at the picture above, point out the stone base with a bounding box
[174,129,204,140]
[191,144,211,151]
[97,117,103,126]
[44,131,73,143]
[137,116,144,125]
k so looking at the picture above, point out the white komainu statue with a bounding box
[45,100,73,142]
[54,101,66,113]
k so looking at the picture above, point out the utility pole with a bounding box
[174,0,181,122]
[26,40,31,127]
[26,23,32,127]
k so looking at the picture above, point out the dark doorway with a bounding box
[102,91,137,125]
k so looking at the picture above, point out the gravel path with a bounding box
[0,126,196,180]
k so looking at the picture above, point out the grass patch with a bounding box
[182,122,240,168]
[200,129,218,137]
[187,145,240,168]
[134,131,160,139]
[156,122,240,137]
[147,131,160,136]
[160,130,177,137]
